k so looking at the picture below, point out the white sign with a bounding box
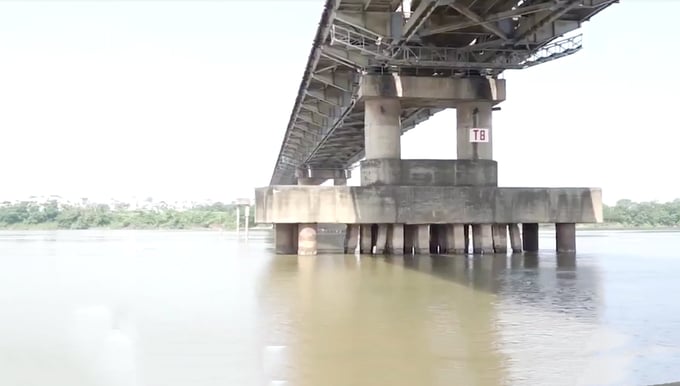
[469,128,489,143]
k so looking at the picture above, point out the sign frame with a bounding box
[469,128,490,143]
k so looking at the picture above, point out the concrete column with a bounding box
[522,223,539,252]
[365,98,401,159]
[375,224,388,254]
[492,224,507,254]
[344,224,360,254]
[362,98,402,186]
[464,225,471,254]
[457,102,493,160]
[333,178,347,186]
[508,223,522,253]
[360,224,373,254]
[387,224,404,255]
[297,223,317,256]
[446,224,466,254]
[429,224,444,254]
[435,224,448,254]
[472,224,494,254]
[414,224,430,255]
[556,223,576,253]
[403,225,416,255]
[275,224,297,254]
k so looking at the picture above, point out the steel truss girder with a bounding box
[329,23,582,70]
[419,0,613,37]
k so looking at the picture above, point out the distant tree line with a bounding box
[1,199,680,230]
[603,199,680,227]
[0,201,255,230]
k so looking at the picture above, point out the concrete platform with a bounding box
[255,186,602,225]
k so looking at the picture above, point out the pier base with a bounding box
[258,184,602,255]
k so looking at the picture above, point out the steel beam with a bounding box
[420,2,556,36]
[448,2,509,41]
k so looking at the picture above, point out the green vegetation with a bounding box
[1,198,680,230]
[0,201,255,230]
[602,199,680,228]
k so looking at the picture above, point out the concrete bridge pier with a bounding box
[258,76,603,257]
[293,167,353,255]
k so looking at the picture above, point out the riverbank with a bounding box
[0,201,254,231]
[0,223,677,232]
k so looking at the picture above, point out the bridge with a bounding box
[256,0,617,256]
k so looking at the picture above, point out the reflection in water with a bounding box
[393,252,608,385]
[257,255,507,386]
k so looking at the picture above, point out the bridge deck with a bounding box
[270,0,617,185]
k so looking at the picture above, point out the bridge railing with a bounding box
[521,34,583,68]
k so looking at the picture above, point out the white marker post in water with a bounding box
[233,198,252,240]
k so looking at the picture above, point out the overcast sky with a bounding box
[0,1,676,204]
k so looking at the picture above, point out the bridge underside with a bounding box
[258,0,615,255]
